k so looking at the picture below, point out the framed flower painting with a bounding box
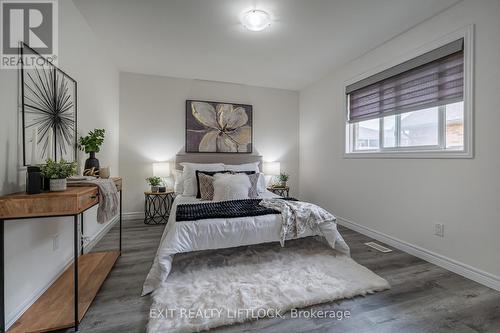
[186,100,253,153]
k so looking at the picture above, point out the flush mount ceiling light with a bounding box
[241,10,271,31]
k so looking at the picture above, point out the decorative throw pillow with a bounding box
[231,170,256,175]
[198,173,216,201]
[257,173,267,193]
[224,162,260,173]
[181,163,224,196]
[213,173,251,202]
[195,170,230,198]
[173,169,184,194]
[247,173,260,198]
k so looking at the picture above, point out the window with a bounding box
[354,118,379,150]
[345,35,472,158]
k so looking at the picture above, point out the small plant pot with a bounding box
[50,178,67,192]
[280,181,287,187]
[151,186,159,193]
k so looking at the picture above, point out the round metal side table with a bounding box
[267,186,290,197]
[144,191,174,225]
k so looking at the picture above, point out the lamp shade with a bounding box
[263,162,280,176]
[153,162,170,177]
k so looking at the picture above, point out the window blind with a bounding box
[347,38,464,123]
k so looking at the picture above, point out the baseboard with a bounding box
[6,215,119,329]
[123,211,144,221]
[337,216,500,292]
[83,215,119,254]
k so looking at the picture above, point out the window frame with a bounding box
[344,25,474,159]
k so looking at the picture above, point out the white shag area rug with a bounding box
[148,239,390,333]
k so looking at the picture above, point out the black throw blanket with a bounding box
[176,198,296,222]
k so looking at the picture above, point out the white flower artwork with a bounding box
[186,100,252,153]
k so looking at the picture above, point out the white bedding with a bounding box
[142,191,350,295]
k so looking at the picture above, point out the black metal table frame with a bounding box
[0,189,122,333]
[144,192,174,225]
[269,187,290,197]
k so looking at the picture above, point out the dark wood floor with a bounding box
[63,219,500,333]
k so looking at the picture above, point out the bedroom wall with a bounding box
[299,0,500,288]
[119,72,299,216]
[0,0,119,327]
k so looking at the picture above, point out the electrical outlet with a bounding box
[434,223,444,237]
[52,234,60,251]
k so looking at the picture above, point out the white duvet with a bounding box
[142,191,350,295]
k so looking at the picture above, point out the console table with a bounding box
[0,177,122,333]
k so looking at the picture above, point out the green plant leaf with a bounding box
[40,159,77,179]
[78,128,105,154]
[146,176,162,186]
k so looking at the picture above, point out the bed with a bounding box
[142,154,350,295]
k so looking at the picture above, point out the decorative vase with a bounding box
[50,178,67,192]
[151,186,159,193]
[26,166,42,194]
[84,152,100,177]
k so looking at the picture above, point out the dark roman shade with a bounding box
[347,38,464,123]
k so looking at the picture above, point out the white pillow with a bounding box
[181,163,225,196]
[173,169,184,194]
[213,173,251,202]
[224,162,260,173]
[257,173,267,193]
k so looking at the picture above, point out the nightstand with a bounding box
[144,191,175,225]
[267,186,290,197]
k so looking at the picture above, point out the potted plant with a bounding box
[40,159,77,192]
[78,129,105,177]
[278,172,289,188]
[146,176,162,193]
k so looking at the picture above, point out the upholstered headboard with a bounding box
[175,154,263,170]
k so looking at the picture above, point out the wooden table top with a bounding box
[1,186,96,200]
[0,177,122,220]
[0,177,122,199]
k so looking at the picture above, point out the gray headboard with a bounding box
[175,154,263,170]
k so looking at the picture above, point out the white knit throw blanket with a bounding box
[68,178,119,223]
[259,198,350,255]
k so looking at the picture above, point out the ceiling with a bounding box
[73,0,461,90]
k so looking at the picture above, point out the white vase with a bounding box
[50,178,67,192]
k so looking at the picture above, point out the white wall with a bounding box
[0,0,119,326]
[299,0,500,286]
[120,72,299,215]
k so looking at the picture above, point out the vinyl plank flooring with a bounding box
[61,220,500,333]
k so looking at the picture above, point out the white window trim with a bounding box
[343,25,474,159]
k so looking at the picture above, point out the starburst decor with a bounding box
[21,43,77,166]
